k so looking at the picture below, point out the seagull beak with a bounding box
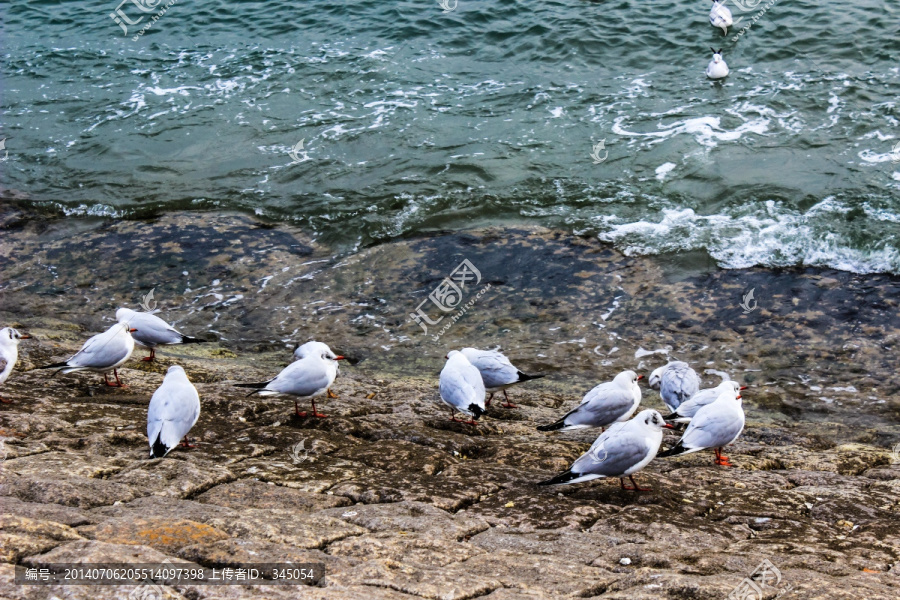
[334,355,345,361]
[736,394,742,399]
[739,386,748,390]
[662,423,676,429]
[20,335,32,339]
[637,375,644,380]
[129,328,138,332]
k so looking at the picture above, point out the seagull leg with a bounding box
[620,478,633,490]
[628,475,652,491]
[142,348,156,362]
[714,448,734,467]
[327,388,338,399]
[310,399,327,419]
[106,369,127,388]
[179,436,196,449]
[485,393,493,407]
[500,389,518,409]
[295,400,308,418]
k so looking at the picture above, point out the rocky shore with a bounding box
[0,205,898,599]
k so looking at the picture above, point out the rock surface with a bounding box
[0,207,898,598]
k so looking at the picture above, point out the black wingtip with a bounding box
[657,441,687,458]
[516,371,546,383]
[150,434,169,459]
[180,335,208,344]
[538,470,581,486]
[234,381,269,389]
[536,418,566,432]
[469,404,485,420]
[37,362,68,370]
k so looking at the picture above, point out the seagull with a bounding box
[147,365,200,458]
[292,341,342,399]
[235,343,344,418]
[649,361,700,412]
[537,370,642,432]
[38,322,137,387]
[709,1,733,35]
[0,328,32,404]
[539,409,673,491]
[664,380,745,424]
[459,347,545,409]
[439,350,486,424]
[115,308,207,362]
[658,390,745,466]
[706,47,729,79]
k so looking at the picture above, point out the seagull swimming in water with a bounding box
[537,370,642,432]
[0,327,32,403]
[706,47,729,79]
[539,409,673,491]
[38,322,137,387]
[116,308,207,362]
[709,1,733,35]
[459,347,545,409]
[147,365,201,458]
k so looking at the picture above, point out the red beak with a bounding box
[662,422,676,429]
[20,335,32,339]
[736,394,742,399]
[129,328,138,332]
[637,375,644,380]
[739,386,748,391]
[334,355,345,361]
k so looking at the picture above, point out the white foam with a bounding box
[655,162,676,181]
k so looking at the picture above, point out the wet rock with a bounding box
[196,479,351,511]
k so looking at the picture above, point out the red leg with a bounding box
[620,478,630,490]
[295,400,308,418]
[628,475,652,491]
[485,392,493,407]
[179,436,196,448]
[309,399,327,419]
[500,389,518,409]
[142,348,155,362]
[327,388,338,399]
[714,447,734,467]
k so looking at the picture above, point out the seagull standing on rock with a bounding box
[147,365,201,458]
[0,328,32,404]
[292,341,343,399]
[658,390,745,466]
[459,347,545,409]
[539,409,673,491]
[235,343,344,418]
[116,308,207,362]
[439,351,486,424]
[38,322,137,387]
[537,370,642,432]
[649,361,700,412]
[664,380,745,424]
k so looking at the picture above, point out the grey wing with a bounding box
[571,433,653,478]
[147,380,200,448]
[661,365,700,410]
[470,353,517,388]
[682,405,744,450]
[676,388,717,418]
[566,385,633,427]
[71,332,127,368]
[440,370,476,410]
[269,360,331,396]
[132,313,183,346]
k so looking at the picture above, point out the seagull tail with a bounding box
[516,371,546,383]
[536,417,567,432]
[662,412,680,423]
[657,440,688,458]
[149,434,170,459]
[180,335,207,344]
[538,470,582,486]
[37,362,69,370]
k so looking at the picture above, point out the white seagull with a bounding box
[0,327,32,404]
[658,390,745,466]
[539,409,673,491]
[709,1,733,35]
[236,343,344,418]
[439,350,486,424]
[116,308,207,362]
[459,347,545,409]
[664,380,745,424]
[147,365,201,458]
[537,370,643,432]
[38,322,137,387]
[649,361,700,412]
[706,47,729,79]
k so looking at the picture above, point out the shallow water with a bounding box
[2,0,899,272]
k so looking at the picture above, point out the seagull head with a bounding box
[119,322,138,334]
[637,409,674,430]
[710,47,723,63]
[1,327,31,346]
[614,370,641,389]
[115,307,136,323]
[648,365,666,390]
